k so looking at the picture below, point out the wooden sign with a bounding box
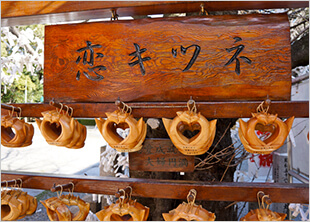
[44,13,291,103]
[129,139,194,172]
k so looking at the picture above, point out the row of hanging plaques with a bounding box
[1,180,287,221]
[1,99,294,155]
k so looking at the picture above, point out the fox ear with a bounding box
[162,118,172,131]
[285,116,295,132]
[162,213,173,221]
[176,111,183,117]
[95,118,105,133]
[105,112,112,118]
[36,118,42,128]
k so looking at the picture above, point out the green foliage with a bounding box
[1,42,8,57]
[1,68,43,103]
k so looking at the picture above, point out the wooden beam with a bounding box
[2,1,308,26]
[1,172,308,204]
[1,101,308,118]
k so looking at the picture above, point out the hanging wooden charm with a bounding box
[36,103,86,149]
[239,100,294,154]
[59,194,90,221]
[96,187,149,221]
[162,189,215,221]
[58,183,90,221]
[1,107,34,148]
[241,191,287,221]
[95,102,147,152]
[41,197,72,221]
[1,179,37,221]
[1,190,23,221]
[162,99,217,155]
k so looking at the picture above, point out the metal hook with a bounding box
[261,195,270,209]
[264,95,271,113]
[116,98,132,115]
[187,97,197,114]
[256,96,271,114]
[12,179,17,188]
[69,107,74,117]
[64,105,69,116]
[56,184,63,199]
[199,3,208,15]
[187,189,197,205]
[2,180,8,189]
[1,181,9,198]
[128,105,132,115]
[121,102,127,113]
[111,9,119,21]
[18,107,22,118]
[118,189,126,206]
[69,182,75,195]
[257,191,265,209]
[17,178,22,189]
[126,186,133,200]
[10,106,14,117]
[56,103,64,114]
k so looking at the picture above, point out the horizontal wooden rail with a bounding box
[1,171,308,204]
[2,1,308,26]
[1,101,308,118]
[1,103,21,113]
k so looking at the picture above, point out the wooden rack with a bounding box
[2,1,308,27]
[1,101,308,118]
[1,103,21,114]
[1,171,308,204]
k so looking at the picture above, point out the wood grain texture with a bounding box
[44,14,291,103]
[1,171,308,204]
[2,101,308,118]
[2,1,308,26]
[2,1,308,18]
[129,139,195,172]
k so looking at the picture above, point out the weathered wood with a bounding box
[1,101,308,118]
[1,171,308,204]
[2,1,308,26]
[129,139,195,172]
[44,14,291,103]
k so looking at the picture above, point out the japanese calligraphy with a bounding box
[224,37,251,75]
[76,41,106,81]
[146,157,154,166]
[128,43,151,75]
[156,146,165,154]
[166,145,178,154]
[172,44,201,71]
[249,153,273,167]
[259,154,273,167]
[169,158,177,167]
[129,140,194,171]
[157,157,165,166]
[178,158,188,167]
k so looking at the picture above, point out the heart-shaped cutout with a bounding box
[110,214,132,221]
[255,123,275,142]
[44,122,62,140]
[177,121,201,140]
[1,126,16,141]
[108,122,130,141]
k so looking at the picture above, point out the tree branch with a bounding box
[292,73,309,85]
